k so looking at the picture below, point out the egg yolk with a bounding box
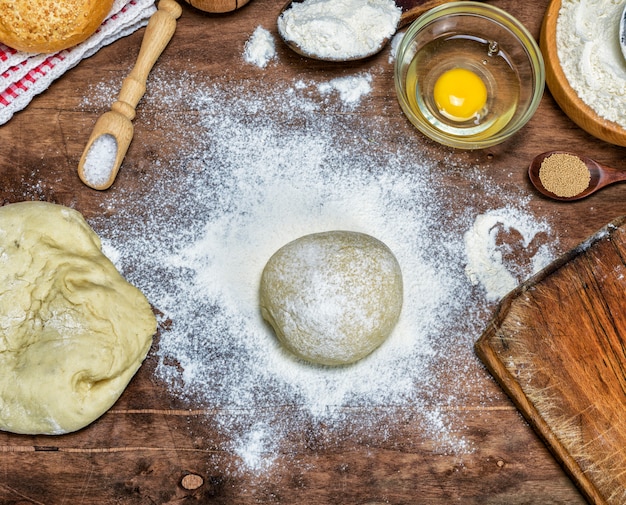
[433,68,487,122]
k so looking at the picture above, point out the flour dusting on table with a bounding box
[465,208,553,301]
[317,73,372,107]
[84,69,558,475]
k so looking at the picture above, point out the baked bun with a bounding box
[0,0,115,53]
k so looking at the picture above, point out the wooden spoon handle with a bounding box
[112,0,182,121]
[597,161,626,186]
[397,0,465,28]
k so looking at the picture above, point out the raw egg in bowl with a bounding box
[433,67,488,123]
[394,2,545,149]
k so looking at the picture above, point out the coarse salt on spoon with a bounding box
[277,0,459,62]
[78,0,182,190]
[528,150,626,201]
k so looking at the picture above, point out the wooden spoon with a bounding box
[277,0,457,62]
[78,0,182,190]
[528,151,626,201]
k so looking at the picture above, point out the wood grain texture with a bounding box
[540,0,626,147]
[0,0,624,503]
[476,217,626,505]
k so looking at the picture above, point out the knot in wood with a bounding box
[181,473,204,490]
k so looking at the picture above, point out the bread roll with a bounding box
[0,0,115,53]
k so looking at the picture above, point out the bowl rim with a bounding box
[540,0,626,147]
[394,1,546,149]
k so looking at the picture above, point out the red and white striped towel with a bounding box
[0,0,156,126]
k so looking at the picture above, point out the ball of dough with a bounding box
[260,231,403,366]
[0,0,114,53]
[0,201,156,435]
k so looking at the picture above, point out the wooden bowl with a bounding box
[182,0,251,13]
[540,0,626,147]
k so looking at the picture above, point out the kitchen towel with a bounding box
[0,0,157,126]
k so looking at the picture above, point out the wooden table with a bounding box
[0,0,623,503]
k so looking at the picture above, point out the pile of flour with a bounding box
[243,26,277,68]
[81,68,558,475]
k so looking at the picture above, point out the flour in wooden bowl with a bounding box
[557,0,626,128]
[83,69,559,474]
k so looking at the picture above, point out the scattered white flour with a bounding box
[388,31,405,63]
[82,69,559,475]
[100,238,121,265]
[243,26,277,68]
[464,208,554,302]
[317,73,372,106]
[231,422,277,473]
[557,0,626,127]
[277,0,401,60]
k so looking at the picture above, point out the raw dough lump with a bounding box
[0,201,156,435]
[260,231,403,366]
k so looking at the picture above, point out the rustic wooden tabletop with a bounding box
[0,0,623,503]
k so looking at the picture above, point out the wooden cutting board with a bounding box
[475,216,626,505]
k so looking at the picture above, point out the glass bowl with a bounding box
[394,2,545,149]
